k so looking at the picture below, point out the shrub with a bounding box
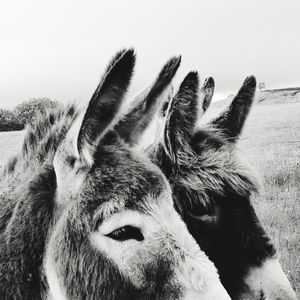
[0,109,24,131]
[0,98,60,132]
[13,98,59,126]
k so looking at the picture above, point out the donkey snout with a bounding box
[177,254,231,299]
[242,258,297,300]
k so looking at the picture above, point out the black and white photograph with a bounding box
[0,0,299,299]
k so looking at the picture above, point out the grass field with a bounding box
[0,130,24,164]
[0,101,299,296]
[238,102,300,296]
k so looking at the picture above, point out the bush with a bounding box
[0,109,24,131]
[0,119,24,131]
[0,98,60,132]
[0,109,14,121]
[13,98,59,126]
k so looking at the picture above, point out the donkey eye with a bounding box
[106,226,144,242]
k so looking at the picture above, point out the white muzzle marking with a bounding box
[243,258,296,299]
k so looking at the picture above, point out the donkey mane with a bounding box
[1,103,79,177]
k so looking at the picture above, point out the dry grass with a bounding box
[0,130,24,166]
[0,102,299,296]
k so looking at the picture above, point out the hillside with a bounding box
[212,87,300,111]
[258,87,300,104]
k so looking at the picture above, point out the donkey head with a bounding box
[151,74,296,299]
[45,50,230,300]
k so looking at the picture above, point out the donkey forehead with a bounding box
[82,145,172,211]
[191,129,228,151]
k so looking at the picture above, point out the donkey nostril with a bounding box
[259,290,266,300]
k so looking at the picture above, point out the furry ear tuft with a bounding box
[201,77,215,112]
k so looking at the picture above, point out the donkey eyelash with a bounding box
[105,225,144,242]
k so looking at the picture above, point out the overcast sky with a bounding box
[0,0,299,109]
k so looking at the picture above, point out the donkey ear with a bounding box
[115,56,181,145]
[200,77,215,112]
[210,75,256,141]
[77,49,136,164]
[163,71,199,163]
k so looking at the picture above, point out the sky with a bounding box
[0,0,299,109]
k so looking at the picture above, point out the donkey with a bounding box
[0,49,231,299]
[148,73,297,299]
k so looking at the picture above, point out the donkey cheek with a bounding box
[89,233,150,288]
